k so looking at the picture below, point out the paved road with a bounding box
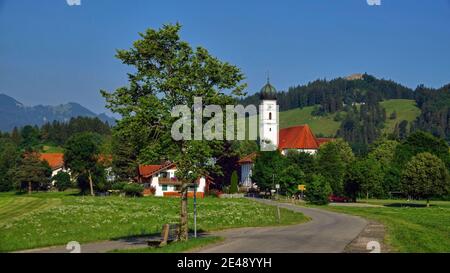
[195,199,368,253]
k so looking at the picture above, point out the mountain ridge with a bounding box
[0,93,115,131]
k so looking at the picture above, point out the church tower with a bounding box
[259,78,279,151]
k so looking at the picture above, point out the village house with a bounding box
[39,153,114,184]
[238,80,334,188]
[137,163,213,198]
[39,153,67,180]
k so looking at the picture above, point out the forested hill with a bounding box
[239,74,450,152]
[239,73,414,114]
[413,84,450,141]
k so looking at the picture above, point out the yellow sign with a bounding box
[298,185,306,191]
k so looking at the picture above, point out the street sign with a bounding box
[298,185,306,191]
[275,184,280,189]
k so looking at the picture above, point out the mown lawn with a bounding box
[325,199,450,253]
[0,192,308,252]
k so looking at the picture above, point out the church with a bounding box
[238,80,334,188]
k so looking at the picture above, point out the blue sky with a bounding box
[0,0,449,114]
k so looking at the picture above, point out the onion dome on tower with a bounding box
[259,77,277,100]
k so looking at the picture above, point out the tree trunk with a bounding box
[179,183,189,241]
[88,171,95,197]
[28,182,32,195]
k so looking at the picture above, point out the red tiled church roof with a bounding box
[279,125,320,150]
[238,125,335,164]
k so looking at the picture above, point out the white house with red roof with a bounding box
[39,153,67,179]
[137,163,213,198]
[238,81,334,188]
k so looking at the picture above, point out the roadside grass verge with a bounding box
[111,236,224,253]
[324,199,450,253]
[0,194,308,252]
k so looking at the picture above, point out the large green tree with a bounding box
[344,158,384,202]
[394,131,450,171]
[252,151,286,192]
[10,153,52,194]
[285,151,316,182]
[368,139,401,194]
[401,152,450,207]
[101,24,246,240]
[278,165,305,196]
[316,139,354,195]
[0,138,20,192]
[64,132,103,196]
[20,125,40,152]
[305,175,332,205]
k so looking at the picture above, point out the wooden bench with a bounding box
[148,224,180,247]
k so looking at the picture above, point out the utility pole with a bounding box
[193,183,197,238]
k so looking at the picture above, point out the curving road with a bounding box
[195,199,367,253]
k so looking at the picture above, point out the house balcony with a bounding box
[158,177,182,186]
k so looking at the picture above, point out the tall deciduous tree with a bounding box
[401,152,450,207]
[317,139,354,195]
[252,151,286,192]
[394,131,450,171]
[64,132,102,196]
[305,175,332,205]
[344,158,384,202]
[101,24,246,240]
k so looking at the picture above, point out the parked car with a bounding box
[328,195,352,203]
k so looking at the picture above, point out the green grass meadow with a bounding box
[380,99,421,134]
[0,192,308,252]
[325,199,450,253]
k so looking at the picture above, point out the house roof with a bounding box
[279,125,320,150]
[39,153,64,170]
[138,162,176,178]
[237,152,258,165]
[316,138,335,146]
[39,153,112,171]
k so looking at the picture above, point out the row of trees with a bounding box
[0,130,110,195]
[7,117,111,151]
[252,132,450,206]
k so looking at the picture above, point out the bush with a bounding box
[53,171,72,192]
[207,189,223,198]
[123,183,144,197]
[112,182,128,191]
[230,171,239,194]
[305,175,332,205]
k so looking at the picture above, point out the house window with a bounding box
[162,185,168,191]
[269,127,272,132]
[269,112,272,120]
[159,172,169,178]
